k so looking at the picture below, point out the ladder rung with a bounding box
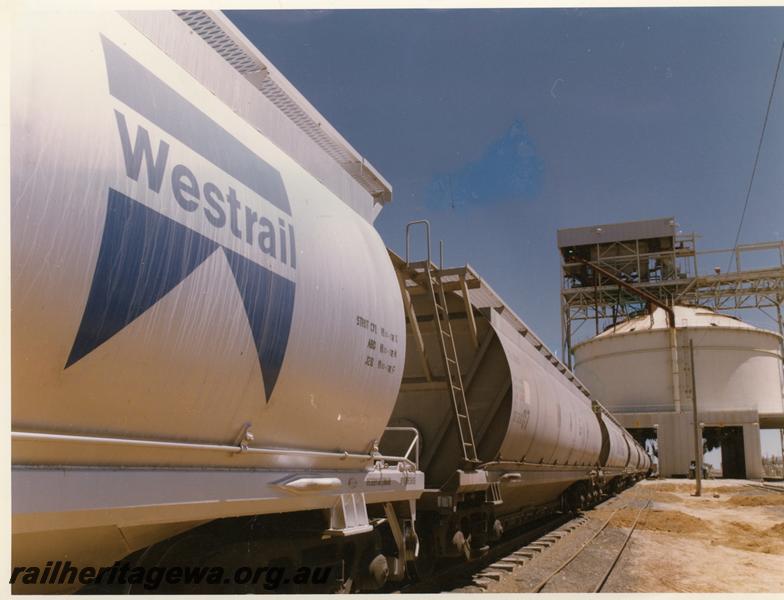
[427,284,479,464]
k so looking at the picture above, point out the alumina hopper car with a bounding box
[385,246,650,569]
[11,10,650,593]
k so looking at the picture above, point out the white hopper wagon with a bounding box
[11,10,422,593]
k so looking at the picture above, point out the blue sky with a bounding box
[227,8,784,459]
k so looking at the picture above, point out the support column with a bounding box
[743,422,763,480]
[670,327,681,413]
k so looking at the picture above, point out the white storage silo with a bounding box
[573,305,783,417]
[572,305,783,478]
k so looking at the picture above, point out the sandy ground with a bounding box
[599,479,784,593]
[480,478,784,593]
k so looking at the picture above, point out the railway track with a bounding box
[526,496,651,593]
[398,490,650,593]
[746,482,784,494]
[396,511,583,593]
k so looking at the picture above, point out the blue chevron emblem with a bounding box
[67,189,295,401]
[65,36,298,402]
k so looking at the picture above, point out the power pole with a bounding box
[780,428,784,478]
[690,339,702,496]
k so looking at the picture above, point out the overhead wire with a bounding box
[727,40,784,273]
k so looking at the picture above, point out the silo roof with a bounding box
[589,305,779,339]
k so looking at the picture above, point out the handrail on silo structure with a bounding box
[405,220,431,268]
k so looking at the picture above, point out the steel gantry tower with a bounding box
[558,217,784,369]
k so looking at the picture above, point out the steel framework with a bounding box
[560,234,784,370]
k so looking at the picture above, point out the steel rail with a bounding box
[593,499,651,592]
[399,512,575,594]
[531,495,650,593]
[745,482,784,494]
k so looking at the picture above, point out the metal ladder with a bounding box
[406,220,479,467]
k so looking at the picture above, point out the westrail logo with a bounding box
[66,36,296,402]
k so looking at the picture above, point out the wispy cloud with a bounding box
[425,119,544,210]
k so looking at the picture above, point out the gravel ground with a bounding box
[473,478,784,593]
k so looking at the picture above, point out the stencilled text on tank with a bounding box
[356,316,400,376]
[512,407,531,430]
